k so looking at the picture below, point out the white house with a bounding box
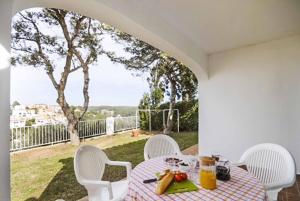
[1,0,300,200]
[9,117,26,128]
[11,105,36,118]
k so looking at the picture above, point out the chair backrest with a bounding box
[144,134,181,160]
[240,143,296,189]
[74,145,108,183]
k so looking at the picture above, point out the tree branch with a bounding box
[12,36,37,43]
[70,65,82,73]
[58,49,73,90]
[11,46,35,54]
[51,9,72,46]
[19,11,59,90]
[73,49,90,120]
[51,10,75,90]
[71,16,86,42]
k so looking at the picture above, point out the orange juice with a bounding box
[200,169,217,190]
[199,156,217,190]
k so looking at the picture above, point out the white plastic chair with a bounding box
[74,145,132,201]
[144,134,182,160]
[239,143,296,201]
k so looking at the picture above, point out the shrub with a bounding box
[138,100,198,132]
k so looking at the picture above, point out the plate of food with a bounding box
[163,157,182,167]
[154,170,198,195]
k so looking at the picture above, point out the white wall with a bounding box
[199,34,300,173]
[0,0,12,200]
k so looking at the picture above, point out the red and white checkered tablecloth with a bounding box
[125,156,267,201]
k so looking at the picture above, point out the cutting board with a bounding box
[165,180,198,194]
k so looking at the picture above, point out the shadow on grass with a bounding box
[24,157,86,201]
[23,132,197,201]
[24,139,149,201]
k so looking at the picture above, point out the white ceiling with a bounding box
[100,0,300,54]
[12,0,300,78]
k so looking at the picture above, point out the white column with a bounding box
[106,117,115,135]
[0,0,12,200]
[197,78,202,157]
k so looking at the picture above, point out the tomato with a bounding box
[174,172,188,182]
[180,173,187,180]
[174,174,183,182]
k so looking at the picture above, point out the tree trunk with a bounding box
[164,80,176,134]
[57,92,80,145]
[68,121,80,145]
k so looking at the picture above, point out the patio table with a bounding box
[125,156,267,201]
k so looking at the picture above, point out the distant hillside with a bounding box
[88,106,138,117]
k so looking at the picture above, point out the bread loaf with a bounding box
[155,172,174,195]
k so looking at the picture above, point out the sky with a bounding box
[10,57,149,106]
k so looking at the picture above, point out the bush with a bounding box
[139,100,198,132]
[25,118,36,127]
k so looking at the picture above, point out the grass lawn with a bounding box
[11,131,198,201]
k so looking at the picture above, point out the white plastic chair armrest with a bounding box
[265,180,294,191]
[231,161,246,166]
[81,180,113,199]
[265,183,283,191]
[106,160,132,179]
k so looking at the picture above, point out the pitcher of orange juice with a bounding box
[199,156,217,190]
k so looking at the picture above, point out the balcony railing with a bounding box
[10,116,139,151]
[114,116,138,132]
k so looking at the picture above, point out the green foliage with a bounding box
[138,100,198,132]
[150,87,164,108]
[25,118,36,127]
[110,32,198,102]
[87,106,138,117]
[138,93,151,130]
[81,111,105,120]
[173,100,198,131]
[110,31,198,132]
[12,101,20,108]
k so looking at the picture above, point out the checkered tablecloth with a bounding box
[125,156,267,201]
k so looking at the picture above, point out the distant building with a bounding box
[11,105,36,119]
[10,117,26,128]
[10,104,67,128]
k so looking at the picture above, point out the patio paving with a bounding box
[278,175,300,201]
[181,144,198,155]
[77,144,300,201]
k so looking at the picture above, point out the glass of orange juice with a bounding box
[199,156,217,190]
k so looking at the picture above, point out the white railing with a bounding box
[78,119,106,139]
[10,124,68,151]
[10,116,138,152]
[114,116,139,132]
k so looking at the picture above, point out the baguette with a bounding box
[155,172,174,195]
